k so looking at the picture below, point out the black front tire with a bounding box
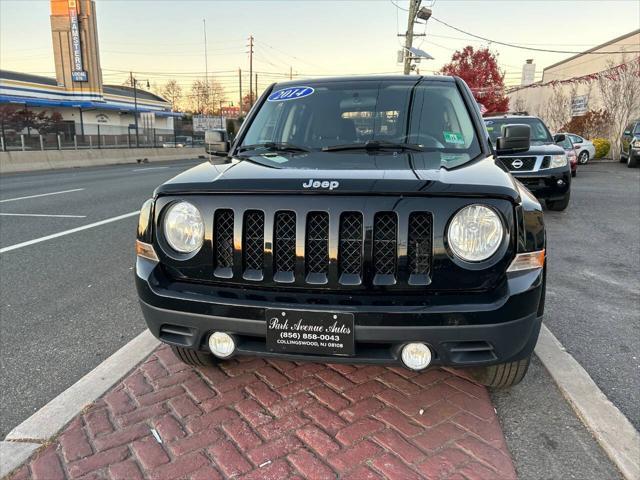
[546,192,570,211]
[469,356,531,388]
[627,155,638,168]
[171,345,218,367]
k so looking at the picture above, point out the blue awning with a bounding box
[0,94,93,109]
[0,94,183,117]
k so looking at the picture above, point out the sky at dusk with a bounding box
[1,0,639,101]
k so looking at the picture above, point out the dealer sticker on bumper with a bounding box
[266,309,355,356]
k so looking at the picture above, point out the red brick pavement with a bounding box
[9,346,516,479]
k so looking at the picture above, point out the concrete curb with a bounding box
[0,329,159,478]
[536,324,640,480]
[0,442,40,478]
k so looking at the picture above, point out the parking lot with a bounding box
[0,159,636,479]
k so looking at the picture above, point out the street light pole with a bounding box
[131,71,139,148]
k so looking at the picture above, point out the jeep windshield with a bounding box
[485,117,554,146]
[237,79,482,169]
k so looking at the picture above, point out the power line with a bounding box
[427,32,640,48]
[259,40,326,71]
[390,0,409,12]
[430,16,640,54]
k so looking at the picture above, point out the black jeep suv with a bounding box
[485,114,571,211]
[135,76,546,388]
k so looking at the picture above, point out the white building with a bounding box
[508,30,640,126]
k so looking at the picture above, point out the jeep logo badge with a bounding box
[302,179,339,190]
[511,159,523,169]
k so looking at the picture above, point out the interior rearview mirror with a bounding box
[496,124,530,155]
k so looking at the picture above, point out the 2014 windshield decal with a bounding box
[268,86,315,102]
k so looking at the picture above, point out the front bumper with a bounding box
[512,166,571,200]
[136,257,544,368]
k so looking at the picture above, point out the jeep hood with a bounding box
[156,152,521,201]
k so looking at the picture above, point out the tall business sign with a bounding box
[68,0,88,82]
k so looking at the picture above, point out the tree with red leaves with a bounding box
[440,46,509,114]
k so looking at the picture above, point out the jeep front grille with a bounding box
[408,212,433,284]
[274,211,296,282]
[243,210,264,280]
[209,206,433,288]
[373,212,397,284]
[305,212,330,283]
[339,212,364,285]
[214,209,234,278]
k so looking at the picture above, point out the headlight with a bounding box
[163,201,204,254]
[632,138,640,149]
[549,154,567,168]
[447,205,503,262]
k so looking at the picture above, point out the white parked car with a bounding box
[563,133,596,164]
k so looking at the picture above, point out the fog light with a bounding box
[401,343,432,370]
[557,179,565,186]
[208,332,235,358]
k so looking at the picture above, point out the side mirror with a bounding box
[553,134,566,143]
[208,141,230,157]
[496,124,530,155]
[624,130,632,135]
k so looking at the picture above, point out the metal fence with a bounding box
[0,127,207,152]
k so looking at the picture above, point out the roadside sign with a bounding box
[193,115,225,132]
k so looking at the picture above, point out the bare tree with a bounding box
[597,57,640,159]
[541,85,571,132]
[161,80,183,111]
[189,80,208,114]
[187,79,227,114]
[511,96,527,113]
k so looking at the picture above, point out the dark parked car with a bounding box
[135,76,546,388]
[555,134,578,177]
[620,119,640,168]
[484,114,571,211]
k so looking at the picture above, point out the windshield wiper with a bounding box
[237,142,310,154]
[322,140,425,152]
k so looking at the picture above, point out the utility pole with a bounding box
[248,35,254,106]
[403,0,421,75]
[289,66,293,80]
[203,19,210,114]
[238,68,243,117]
[130,71,139,148]
[255,73,258,101]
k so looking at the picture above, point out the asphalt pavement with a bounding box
[0,159,203,438]
[0,158,633,478]
[541,161,639,430]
